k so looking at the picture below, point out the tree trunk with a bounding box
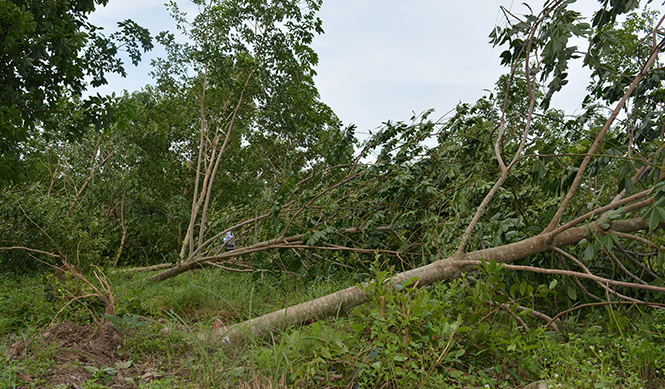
[201,218,655,344]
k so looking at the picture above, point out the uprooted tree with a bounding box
[135,0,665,344]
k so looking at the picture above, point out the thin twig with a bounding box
[0,246,61,258]
[605,282,625,341]
[556,251,602,302]
[612,231,665,251]
[545,301,665,328]
[457,260,665,293]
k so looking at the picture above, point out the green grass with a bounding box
[1,266,665,388]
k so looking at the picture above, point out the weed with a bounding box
[252,321,349,385]
[347,261,455,387]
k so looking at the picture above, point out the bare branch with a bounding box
[458,261,665,294]
[0,246,61,258]
[550,188,652,236]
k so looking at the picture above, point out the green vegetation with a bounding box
[2,262,664,387]
[3,0,665,387]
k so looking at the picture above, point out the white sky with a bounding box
[88,0,601,136]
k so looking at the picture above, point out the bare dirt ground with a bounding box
[4,320,189,388]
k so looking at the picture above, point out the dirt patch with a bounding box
[4,320,186,388]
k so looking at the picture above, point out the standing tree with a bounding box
[150,0,354,264]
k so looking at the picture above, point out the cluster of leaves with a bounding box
[0,0,153,182]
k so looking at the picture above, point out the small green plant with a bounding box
[106,313,149,333]
[84,365,118,384]
[347,258,457,388]
[116,295,150,317]
[82,360,136,387]
[137,376,193,388]
[253,321,349,385]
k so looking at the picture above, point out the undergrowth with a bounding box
[1,261,664,388]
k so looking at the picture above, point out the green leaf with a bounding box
[584,242,596,261]
[649,208,661,231]
[656,205,665,222]
[519,280,527,295]
[598,234,613,251]
[450,369,464,378]
[510,283,518,298]
[623,177,635,195]
[102,367,118,376]
[115,361,132,370]
[607,207,624,220]
[567,285,577,300]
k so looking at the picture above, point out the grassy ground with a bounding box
[1,265,665,388]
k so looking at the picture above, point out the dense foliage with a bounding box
[0,0,153,182]
[2,0,665,387]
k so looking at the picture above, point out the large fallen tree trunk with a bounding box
[202,218,659,344]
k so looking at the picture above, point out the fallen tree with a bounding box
[203,217,665,344]
[117,0,665,346]
[192,2,665,344]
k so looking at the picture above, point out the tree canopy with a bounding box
[0,0,152,182]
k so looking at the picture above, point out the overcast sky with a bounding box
[88,0,600,136]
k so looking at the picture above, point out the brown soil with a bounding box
[3,320,188,388]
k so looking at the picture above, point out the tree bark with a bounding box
[112,191,127,267]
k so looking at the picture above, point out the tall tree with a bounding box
[151,0,354,262]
